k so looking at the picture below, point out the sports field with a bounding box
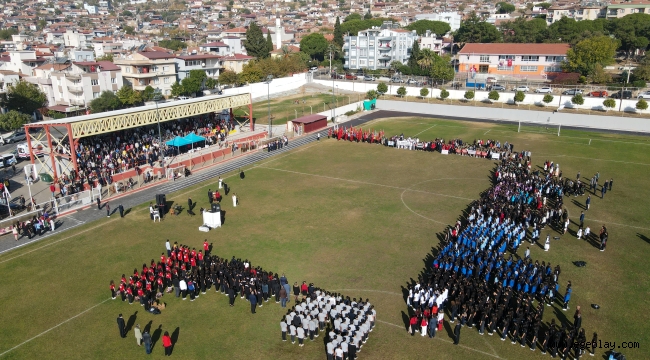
[0,116,648,360]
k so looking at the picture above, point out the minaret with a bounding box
[275,17,282,50]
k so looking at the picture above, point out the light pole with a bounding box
[152,89,164,167]
[265,75,273,138]
[332,75,336,125]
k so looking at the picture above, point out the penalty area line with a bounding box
[0,298,111,357]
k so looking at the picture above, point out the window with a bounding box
[369,60,374,66]
[91,79,99,85]
[359,59,366,66]
[497,65,514,71]
[93,92,100,98]
[478,65,489,73]
[351,59,357,66]
[498,55,515,61]
[164,77,170,84]
[162,66,169,72]
[351,49,357,56]
[544,66,562,73]
[77,55,82,60]
[520,65,538,72]
[360,49,367,57]
[350,40,356,46]
[521,56,539,62]
[154,78,160,85]
[369,40,374,47]
[151,66,158,72]
[479,55,490,63]
[546,56,565,62]
[111,77,116,84]
[125,67,131,73]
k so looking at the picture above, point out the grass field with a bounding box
[234,93,356,125]
[0,116,649,360]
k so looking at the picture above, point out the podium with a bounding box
[202,210,221,229]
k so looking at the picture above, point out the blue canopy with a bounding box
[183,133,206,143]
[165,136,192,147]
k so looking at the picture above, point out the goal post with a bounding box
[518,120,562,136]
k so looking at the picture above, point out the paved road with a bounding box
[0,115,375,255]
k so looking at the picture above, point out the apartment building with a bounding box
[606,1,650,18]
[0,51,47,76]
[34,61,123,111]
[343,24,419,70]
[114,51,177,95]
[0,70,20,94]
[547,5,605,24]
[419,30,445,55]
[176,54,222,81]
[414,12,461,32]
[458,43,570,78]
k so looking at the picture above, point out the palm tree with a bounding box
[417,49,436,71]
[280,45,292,58]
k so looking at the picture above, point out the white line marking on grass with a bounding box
[413,124,437,137]
[376,319,505,359]
[0,298,111,357]
[484,130,491,135]
[258,167,476,201]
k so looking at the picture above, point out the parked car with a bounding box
[390,77,405,83]
[562,89,583,95]
[5,131,26,144]
[406,78,422,86]
[176,96,189,100]
[535,87,553,93]
[513,85,529,92]
[330,72,344,79]
[637,91,650,99]
[308,66,318,72]
[487,84,506,91]
[363,75,376,81]
[345,73,358,80]
[0,153,16,168]
[611,90,633,99]
[588,90,608,97]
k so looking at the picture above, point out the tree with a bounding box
[496,2,516,14]
[501,17,548,43]
[95,54,114,62]
[0,110,31,131]
[181,69,207,95]
[4,80,48,116]
[142,86,155,101]
[405,20,451,36]
[333,16,343,48]
[0,28,17,40]
[205,78,218,90]
[420,87,429,98]
[564,36,618,76]
[603,98,616,111]
[244,23,270,59]
[488,90,500,102]
[266,30,274,54]
[89,91,121,113]
[636,98,648,110]
[589,64,611,84]
[571,94,585,105]
[377,82,388,96]
[430,55,455,83]
[123,25,135,35]
[407,40,420,74]
[454,12,502,43]
[364,10,372,20]
[439,88,450,99]
[300,33,328,61]
[366,90,378,100]
[538,2,552,9]
[122,10,133,17]
[397,86,407,97]
[239,61,264,83]
[542,93,554,105]
[632,57,650,81]
[464,90,475,101]
[116,85,136,106]
[514,91,525,104]
[158,39,186,51]
[219,70,239,86]
[344,13,362,22]
[170,81,185,97]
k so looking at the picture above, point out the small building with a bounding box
[289,114,327,135]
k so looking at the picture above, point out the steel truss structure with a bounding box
[24,93,253,180]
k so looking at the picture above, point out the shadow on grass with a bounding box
[571,199,586,210]
[144,320,153,334]
[152,325,162,350]
[125,311,137,335]
[637,233,650,245]
[171,327,180,354]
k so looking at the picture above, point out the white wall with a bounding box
[223,73,308,100]
[312,79,646,113]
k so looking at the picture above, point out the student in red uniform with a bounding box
[162,331,173,356]
[110,280,116,299]
[203,240,209,257]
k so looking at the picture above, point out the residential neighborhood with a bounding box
[0,0,647,125]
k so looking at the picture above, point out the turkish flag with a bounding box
[507,59,512,67]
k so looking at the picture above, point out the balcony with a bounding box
[378,45,391,51]
[65,74,81,81]
[70,99,85,106]
[67,85,83,93]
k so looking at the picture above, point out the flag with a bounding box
[4,184,11,199]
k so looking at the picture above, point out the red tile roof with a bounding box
[138,51,175,60]
[222,53,253,60]
[459,43,571,56]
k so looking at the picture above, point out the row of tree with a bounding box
[218,53,308,86]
